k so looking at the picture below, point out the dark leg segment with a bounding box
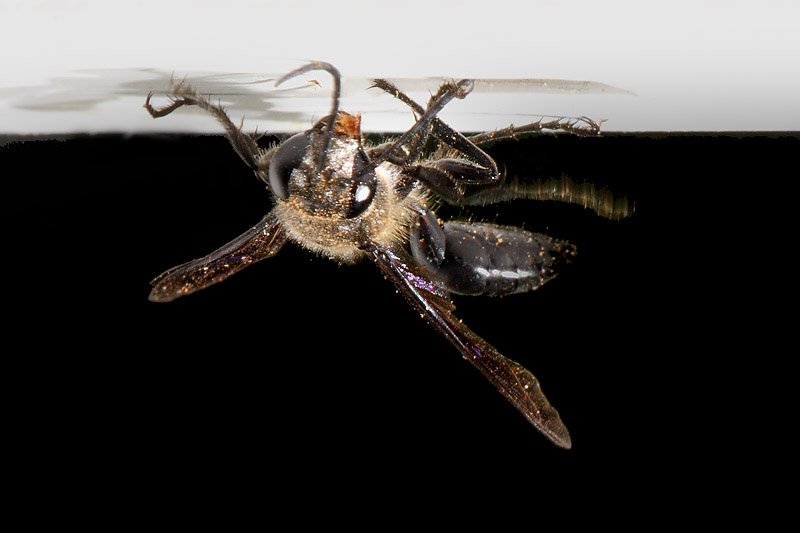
[144,82,267,181]
[467,116,602,145]
[360,79,477,181]
[408,159,499,203]
[370,78,499,180]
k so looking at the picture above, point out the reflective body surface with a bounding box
[145,61,630,448]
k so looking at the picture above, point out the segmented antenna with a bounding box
[275,61,342,173]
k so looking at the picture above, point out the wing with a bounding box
[149,212,288,302]
[370,245,572,449]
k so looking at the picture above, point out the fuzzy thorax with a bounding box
[273,161,427,263]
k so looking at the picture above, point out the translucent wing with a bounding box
[149,212,288,302]
[371,245,571,449]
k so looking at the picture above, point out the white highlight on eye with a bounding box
[355,183,371,204]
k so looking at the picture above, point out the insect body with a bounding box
[145,61,623,448]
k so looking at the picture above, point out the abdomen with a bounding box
[431,221,576,297]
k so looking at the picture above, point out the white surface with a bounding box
[1,0,798,134]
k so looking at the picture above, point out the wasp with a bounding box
[144,61,630,448]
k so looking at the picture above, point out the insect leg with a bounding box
[467,116,602,145]
[367,79,429,164]
[404,158,502,204]
[365,79,476,174]
[373,78,599,143]
[370,78,499,180]
[144,81,267,180]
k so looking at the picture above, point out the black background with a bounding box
[3,129,793,513]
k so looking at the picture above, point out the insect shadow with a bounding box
[144,61,631,448]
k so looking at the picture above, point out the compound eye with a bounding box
[345,149,376,218]
[268,132,310,200]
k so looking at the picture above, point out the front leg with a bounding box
[144,81,269,181]
[370,78,499,180]
[368,79,476,169]
[406,158,500,203]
